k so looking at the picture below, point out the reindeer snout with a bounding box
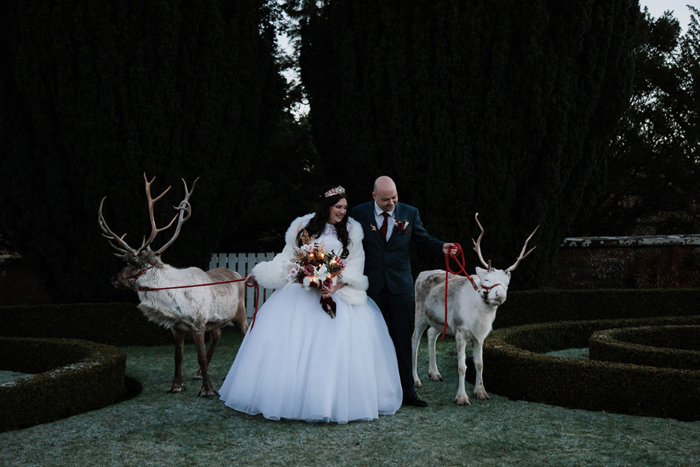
[487,286,507,305]
[111,273,130,289]
[493,292,506,305]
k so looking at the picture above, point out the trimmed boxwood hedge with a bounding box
[483,315,700,421]
[1,289,697,425]
[0,303,172,346]
[0,337,132,432]
[499,288,700,328]
[2,289,694,346]
[589,325,700,370]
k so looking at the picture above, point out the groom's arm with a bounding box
[410,208,445,258]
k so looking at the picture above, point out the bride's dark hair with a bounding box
[297,185,350,258]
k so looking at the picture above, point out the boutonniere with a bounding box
[369,223,378,232]
[394,219,410,234]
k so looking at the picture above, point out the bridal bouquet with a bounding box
[289,242,345,318]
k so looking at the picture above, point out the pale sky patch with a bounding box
[639,0,696,31]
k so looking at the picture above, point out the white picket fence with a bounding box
[209,252,277,318]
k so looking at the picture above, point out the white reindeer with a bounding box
[412,213,538,405]
[99,174,248,397]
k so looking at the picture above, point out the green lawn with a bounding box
[1,329,698,466]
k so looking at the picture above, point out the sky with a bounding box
[640,0,697,31]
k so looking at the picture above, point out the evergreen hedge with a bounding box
[497,288,700,328]
[483,315,700,421]
[0,337,131,432]
[0,0,285,303]
[0,303,171,346]
[300,0,640,289]
[589,325,700,370]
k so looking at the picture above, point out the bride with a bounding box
[219,185,402,423]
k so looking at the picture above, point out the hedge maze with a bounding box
[589,325,700,370]
[1,289,699,431]
[484,314,700,421]
[0,337,132,432]
[0,303,159,432]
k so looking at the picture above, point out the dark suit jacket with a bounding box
[352,201,444,295]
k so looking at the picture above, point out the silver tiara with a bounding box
[324,186,345,198]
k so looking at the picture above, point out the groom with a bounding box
[352,176,454,407]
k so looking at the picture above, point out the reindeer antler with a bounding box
[99,173,199,259]
[505,225,540,273]
[136,173,179,255]
[472,213,492,271]
[153,176,199,255]
[98,197,138,259]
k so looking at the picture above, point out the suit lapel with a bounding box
[364,202,387,249]
[387,203,404,245]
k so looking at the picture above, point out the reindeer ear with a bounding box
[475,267,487,279]
[500,270,512,286]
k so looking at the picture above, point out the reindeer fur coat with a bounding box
[252,214,370,305]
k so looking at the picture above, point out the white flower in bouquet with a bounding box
[288,264,301,282]
[302,275,318,289]
[317,264,329,279]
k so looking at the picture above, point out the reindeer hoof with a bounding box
[414,379,423,389]
[429,373,443,382]
[454,394,472,406]
[167,384,185,393]
[197,387,219,398]
[474,389,491,400]
[193,370,203,381]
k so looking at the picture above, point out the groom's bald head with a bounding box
[373,176,398,212]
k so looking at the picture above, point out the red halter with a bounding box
[125,265,154,282]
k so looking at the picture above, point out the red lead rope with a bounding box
[137,277,261,332]
[248,281,260,331]
[137,278,249,292]
[442,243,478,340]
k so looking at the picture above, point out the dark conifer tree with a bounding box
[299,0,640,288]
[578,7,700,235]
[0,0,286,302]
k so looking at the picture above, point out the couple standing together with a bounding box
[219,176,454,423]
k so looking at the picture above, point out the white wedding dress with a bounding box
[219,224,402,423]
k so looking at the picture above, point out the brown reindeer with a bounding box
[99,174,247,397]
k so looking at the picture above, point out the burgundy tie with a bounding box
[380,212,390,241]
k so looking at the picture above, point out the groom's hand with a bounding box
[443,243,457,256]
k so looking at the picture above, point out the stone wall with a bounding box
[542,235,700,289]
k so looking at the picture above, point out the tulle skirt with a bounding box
[219,283,402,424]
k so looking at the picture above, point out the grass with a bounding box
[1,329,699,466]
[0,370,32,385]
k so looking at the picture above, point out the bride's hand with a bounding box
[321,282,344,298]
[320,284,333,298]
[245,273,256,286]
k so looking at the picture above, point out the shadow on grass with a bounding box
[119,376,143,403]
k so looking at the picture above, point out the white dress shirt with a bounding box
[374,202,394,241]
